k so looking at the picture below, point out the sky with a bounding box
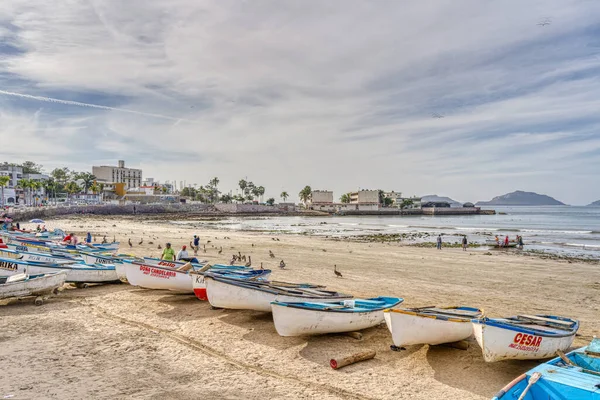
[1,1,600,205]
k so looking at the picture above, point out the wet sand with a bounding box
[1,215,598,399]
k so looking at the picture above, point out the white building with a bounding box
[92,160,142,190]
[348,190,380,211]
[383,191,421,209]
[0,165,23,188]
[308,190,335,211]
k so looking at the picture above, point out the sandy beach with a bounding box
[1,214,599,400]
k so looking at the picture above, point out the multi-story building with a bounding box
[383,191,421,209]
[92,160,142,190]
[308,190,334,211]
[348,190,380,210]
[0,165,23,188]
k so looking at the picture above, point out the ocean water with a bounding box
[173,206,600,259]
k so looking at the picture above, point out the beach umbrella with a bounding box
[30,218,45,223]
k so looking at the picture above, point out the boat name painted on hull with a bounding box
[158,261,176,267]
[509,333,542,351]
[0,261,18,271]
[139,265,177,279]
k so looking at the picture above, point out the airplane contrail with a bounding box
[0,89,195,123]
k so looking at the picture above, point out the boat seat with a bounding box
[300,302,347,309]
[6,273,27,283]
[517,315,574,326]
[356,299,385,305]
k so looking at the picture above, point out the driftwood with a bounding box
[439,340,469,351]
[330,350,376,369]
[343,331,363,340]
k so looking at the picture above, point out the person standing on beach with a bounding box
[161,243,175,261]
[504,235,509,247]
[462,235,468,251]
[133,205,136,215]
[191,235,200,255]
[436,234,442,250]
[86,232,92,244]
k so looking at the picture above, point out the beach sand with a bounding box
[1,215,598,399]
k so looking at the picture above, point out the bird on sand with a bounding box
[279,260,286,269]
[158,244,162,249]
[269,250,275,258]
[128,238,132,248]
[218,246,222,254]
[334,265,342,278]
[139,238,143,245]
[102,236,107,244]
[245,256,252,267]
[260,262,264,270]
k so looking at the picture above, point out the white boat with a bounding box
[271,297,403,336]
[0,248,77,265]
[204,275,350,310]
[383,306,483,346]
[0,257,119,283]
[472,315,579,362]
[80,252,132,282]
[0,271,67,304]
[124,261,197,292]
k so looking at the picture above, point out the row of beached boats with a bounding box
[1,228,598,398]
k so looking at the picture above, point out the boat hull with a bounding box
[472,322,576,362]
[0,258,118,283]
[0,271,67,299]
[384,310,475,346]
[271,302,386,336]
[81,254,127,282]
[205,276,346,311]
[124,263,193,292]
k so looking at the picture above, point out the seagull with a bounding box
[537,18,551,26]
[138,238,143,245]
[128,238,132,248]
[245,256,251,267]
[218,246,223,254]
[158,244,162,249]
[279,260,286,269]
[260,262,264,270]
[269,250,275,258]
[242,255,246,262]
[102,236,107,244]
[334,265,343,278]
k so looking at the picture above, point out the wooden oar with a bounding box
[517,372,542,400]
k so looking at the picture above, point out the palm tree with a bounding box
[43,178,57,205]
[31,181,42,206]
[257,186,265,202]
[238,179,247,196]
[65,181,81,200]
[17,178,33,205]
[280,191,289,202]
[74,172,96,194]
[209,177,220,203]
[298,186,312,206]
[0,176,10,207]
[98,183,105,202]
[340,193,351,204]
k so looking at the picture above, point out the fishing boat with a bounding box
[141,256,207,269]
[203,274,349,309]
[271,297,403,336]
[0,271,67,304]
[0,271,67,303]
[492,338,600,399]
[79,251,134,282]
[486,240,518,248]
[125,261,269,293]
[0,248,77,265]
[472,315,579,362]
[0,257,120,284]
[384,306,483,347]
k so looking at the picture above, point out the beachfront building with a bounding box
[348,190,380,211]
[308,190,335,212]
[382,191,421,209]
[92,160,142,191]
[0,164,23,188]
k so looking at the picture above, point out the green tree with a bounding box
[73,172,96,193]
[21,161,44,174]
[340,193,351,203]
[181,187,196,197]
[31,180,43,206]
[266,197,275,206]
[220,194,233,203]
[383,197,394,207]
[43,178,57,205]
[17,178,33,205]
[280,191,289,202]
[208,177,220,203]
[298,186,312,205]
[51,167,70,184]
[257,186,265,202]
[238,179,247,195]
[0,176,10,207]
[65,181,81,199]
[400,199,414,209]
[378,190,386,205]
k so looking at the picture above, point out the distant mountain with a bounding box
[421,195,463,207]
[476,191,565,206]
[588,200,600,207]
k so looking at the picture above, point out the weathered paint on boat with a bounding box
[204,275,351,310]
[0,271,67,300]
[473,315,578,362]
[124,262,195,292]
[0,257,119,283]
[384,306,483,346]
[492,339,600,399]
[272,297,403,336]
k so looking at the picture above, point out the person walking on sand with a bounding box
[85,232,92,244]
[462,235,468,251]
[133,205,137,215]
[161,243,175,261]
[191,235,200,255]
[436,234,442,250]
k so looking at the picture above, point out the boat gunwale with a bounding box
[384,306,483,322]
[472,315,579,338]
[271,297,403,313]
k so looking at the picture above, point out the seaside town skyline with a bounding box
[2,1,600,205]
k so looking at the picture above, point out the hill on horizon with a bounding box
[476,190,565,206]
[421,194,463,207]
[588,200,600,206]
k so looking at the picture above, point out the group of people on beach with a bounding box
[436,234,524,250]
[160,237,200,264]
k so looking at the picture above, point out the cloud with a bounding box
[0,0,600,204]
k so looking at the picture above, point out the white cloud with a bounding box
[1,0,600,204]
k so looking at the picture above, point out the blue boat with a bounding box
[492,338,600,399]
[271,297,403,336]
